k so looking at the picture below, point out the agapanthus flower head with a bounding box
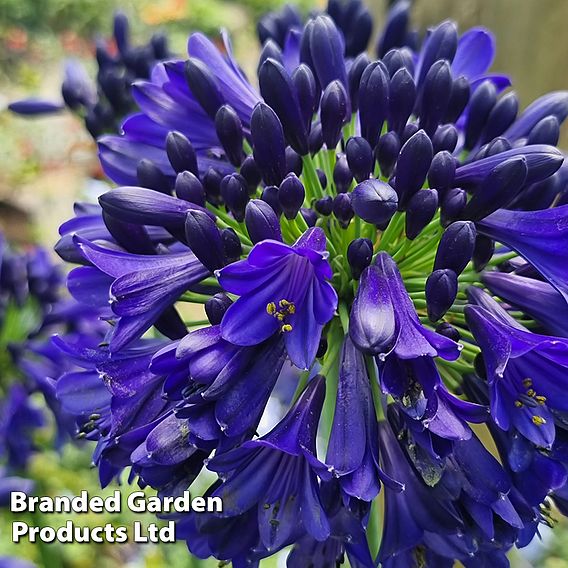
[46,2,568,566]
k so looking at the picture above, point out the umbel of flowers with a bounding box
[49,0,568,566]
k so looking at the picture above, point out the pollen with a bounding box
[266,302,276,315]
[281,324,293,333]
[522,378,533,388]
[532,415,547,426]
[514,400,523,408]
[526,388,536,398]
[535,395,547,404]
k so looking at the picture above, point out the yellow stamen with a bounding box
[526,388,536,397]
[281,324,293,333]
[266,302,276,315]
[522,378,533,388]
[514,400,523,408]
[535,395,547,405]
[532,415,547,426]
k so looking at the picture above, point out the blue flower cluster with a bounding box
[25,0,568,566]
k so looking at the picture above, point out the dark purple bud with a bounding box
[259,59,309,155]
[388,67,416,135]
[419,60,452,136]
[203,168,224,206]
[151,33,169,59]
[347,237,374,280]
[309,122,324,154]
[137,159,170,194]
[333,154,353,192]
[434,220,476,275]
[113,11,130,54]
[184,57,225,119]
[511,172,561,211]
[382,47,414,77]
[300,19,315,69]
[375,131,400,178]
[308,15,349,92]
[102,211,155,255]
[352,179,398,225]
[428,151,456,190]
[333,193,354,227]
[301,207,318,227]
[348,53,370,112]
[185,210,224,271]
[166,131,198,175]
[278,173,305,219]
[426,269,458,321]
[261,185,281,216]
[245,199,283,243]
[527,115,561,146]
[405,188,438,240]
[316,168,328,190]
[346,136,374,182]
[258,40,284,73]
[359,61,389,146]
[394,129,433,208]
[286,147,303,176]
[321,80,349,148]
[221,228,242,263]
[251,102,287,186]
[435,321,461,342]
[401,122,419,144]
[432,124,458,153]
[377,0,411,57]
[175,171,205,206]
[315,196,333,216]
[445,75,470,123]
[441,188,466,226]
[476,137,512,160]
[220,174,249,222]
[240,156,262,194]
[215,105,244,167]
[316,336,328,358]
[292,64,318,128]
[480,91,519,144]
[465,81,497,150]
[342,3,372,57]
[205,293,233,325]
[416,20,458,87]
[473,235,495,272]
[462,156,528,221]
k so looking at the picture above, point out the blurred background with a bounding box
[1,0,568,566]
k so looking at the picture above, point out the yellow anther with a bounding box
[281,324,293,333]
[266,302,276,315]
[276,313,285,321]
[532,415,547,426]
[535,395,547,405]
[514,400,523,408]
[526,389,536,397]
[279,299,290,308]
[522,378,533,388]
[287,304,296,314]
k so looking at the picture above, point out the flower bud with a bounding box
[221,228,242,263]
[434,221,476,275]
[462,156,528,221]
[441,188,466,226]
[416,20,458,87]
[435,322,461,342]
[405,189,438,240]
[245,199,282,243]
[166,131,198,174]
[240,156,262,194]
[426,268,458,322]
[205,293,233,326]
[113,11,130,54]
[348,53,370,112]
[375,131,400,178]
[301,207,318,227]
[377,0,412,57]
[251,102,287,186]
[480,91,518,144]
[401,122,419,145]
[482,137,512,158]
[175,171,205,206]
[316,168,328,190]
[286,147,303,176]
[473,234,495,272]
[278,174,305,219]
[184,57,225,119]
[292,63,319,128]
[203,167,223,205]
[315,196,333,216]
[151,33,169,59]
[258,40,283,73]
[260,185,281,216]
[333,154,353,193]
[445,76,470,123]
[309,122,324,154]
[136,159,170,194]
[382,47,414,77]
[346,136,374,182]
[347,238,373,279]
[419,60,452,136]
[388,67,415,135]
[394,129,433,208]
[464,80,497,150]
[352,179,398,225]
[359,61,389,146]
[432,124,458,153]
[220,174,249,222]
[428,151,456,190]
[527,115,561,146]
[259,58,309,155]
[215,105,244,167]
[333,193,354,227]
[185,210,225,271]
[321,80,349,149]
